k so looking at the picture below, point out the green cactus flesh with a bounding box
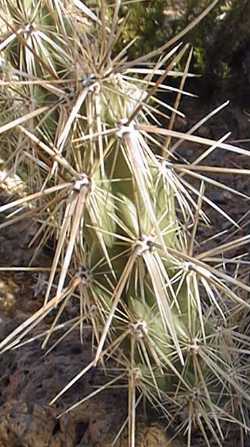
[0,1,250,446]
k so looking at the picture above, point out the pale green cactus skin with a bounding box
[0,2,250,446]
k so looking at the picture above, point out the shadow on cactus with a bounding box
[0,1,250,446]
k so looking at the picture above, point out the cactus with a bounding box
[0,1,250,446]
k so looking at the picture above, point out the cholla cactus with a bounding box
[0,1,250,446]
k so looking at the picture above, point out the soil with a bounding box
[175,95,250,247]
[0,96,249,447]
